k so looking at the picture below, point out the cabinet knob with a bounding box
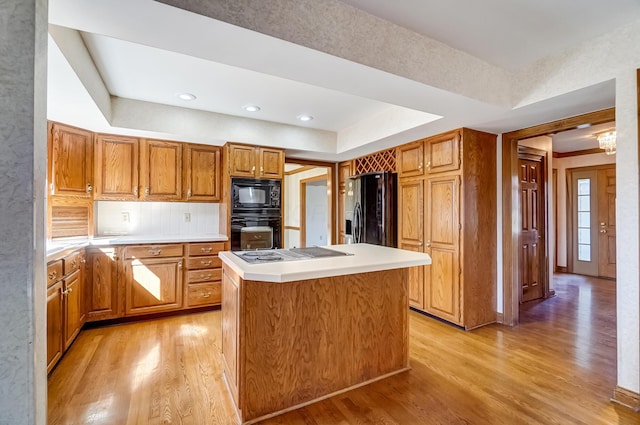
[133,187,139,197]
[425,241,431,248]
[600,229,607,233]
[418,163,423,170]
[187,189,192,198]
[62,288,73,296]
[71,260,77,268]
[418,241,423,246]
[178,262,183,269]
[251,166,256,172]
[86,183,93,193]
[426,161,431,170]
[48,271,57,280]
[260,166,264,174]
[144,187,150,196]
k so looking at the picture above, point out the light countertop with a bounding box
[219,243,432,283]
[46,234,228,259]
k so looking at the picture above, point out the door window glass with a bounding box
[577,178,591,261]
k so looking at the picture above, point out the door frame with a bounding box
[517,146,549,303]
[565,164,616,276]
[299,174,330,247]
[501,108,615,326]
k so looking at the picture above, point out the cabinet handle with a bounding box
[426,161,431,170]
[48,271,57,280]
[187,189,192,198]
[86,183,93,193]
[201,260,212,266]
[425,241,431,248]
[201,274,212,280]
[133,186,139,197]
[200,247,213,253]
[178,262,183,269]
[71,260,77,268]
[62,288,73,296]
[418,241,423,246]
[202,292,211,298]
[149,249,162,256]
[251,166,256,173]
[260,166,264,175]
[418,163,423,170]
[145,187,150,196]
[81,258,86,264]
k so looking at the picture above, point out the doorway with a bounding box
[283,160,336,249]
[567,165,616,279]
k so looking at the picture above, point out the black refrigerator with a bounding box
[344,171,397,247]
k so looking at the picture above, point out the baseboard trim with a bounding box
[612,386,640,412]
[556,266,568,273]
[496,312,504,324]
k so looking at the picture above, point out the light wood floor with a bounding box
[49,274,640,424]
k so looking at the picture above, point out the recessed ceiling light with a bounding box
[243,105,261,112]
[176,92,196,101]
[297,114,314,122]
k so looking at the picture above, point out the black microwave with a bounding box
[231,178,281,212]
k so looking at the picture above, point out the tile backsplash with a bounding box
[96,201,219,237]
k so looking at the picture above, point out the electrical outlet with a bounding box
[184,212,191,223]
[121,212,130,223]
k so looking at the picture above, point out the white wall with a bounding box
[553,152,616,268]
[95,201,219,237]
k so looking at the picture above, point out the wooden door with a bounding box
[519,155,545,302]
[424,130,460,174]
[424,175,461,324]
[86,247,121,321]
[399,180,425,309]
[48,122,93,197]
[184,144,221,201]
[94,134,139,200]
[140,139,182,200]
[62,270,83,351]
[396,140,425,178]
[125,257,183,315]
[229,144,257,177]
[46,281,63,373]
[258,147,284,178]
[597,168,616,279]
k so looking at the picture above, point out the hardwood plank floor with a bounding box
[49,273,640,424]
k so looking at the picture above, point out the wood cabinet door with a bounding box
[229,144,257,177]
[424,130,460,174]
[397,140,425,178]
[221,267,240,406]
[424,175,461,324]
[86,248,121,321]
[49,123,93,197]
[46,281,63,374]
[338,188,346,243]
[62,269,83,351]
[124,257,183,315]
[140,139,183,200]
[184,144,221,201]
[258,147,284,178]
[399,180,425,309]
[94,134,139,200]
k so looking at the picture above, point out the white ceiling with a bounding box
[47,0,637,159]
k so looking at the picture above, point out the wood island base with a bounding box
[221,264,410,424]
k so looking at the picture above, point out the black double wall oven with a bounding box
[230,178,282,251]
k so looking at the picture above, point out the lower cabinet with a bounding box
[46,280,63,374]
[63,269,84,350]
[86,247,120,322]
[124,254,184,315]
[184,242,225,307]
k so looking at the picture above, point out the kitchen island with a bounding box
[218,243,431,424]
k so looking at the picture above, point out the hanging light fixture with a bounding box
[596,130,616,155]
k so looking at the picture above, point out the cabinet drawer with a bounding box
[47,260,63,287]
[187,282,221,307]
[186,256,222,270]
[187,268,222,284]
[187,242,225,257]
[63,251,81,275]
[125,244,184,259]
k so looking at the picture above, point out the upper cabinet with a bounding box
[94,134,140,201]
[139,139,183,201]
[184,144,221,202]
[396,131,461,178]
[227,143,284,179]
[48,122,94,198]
